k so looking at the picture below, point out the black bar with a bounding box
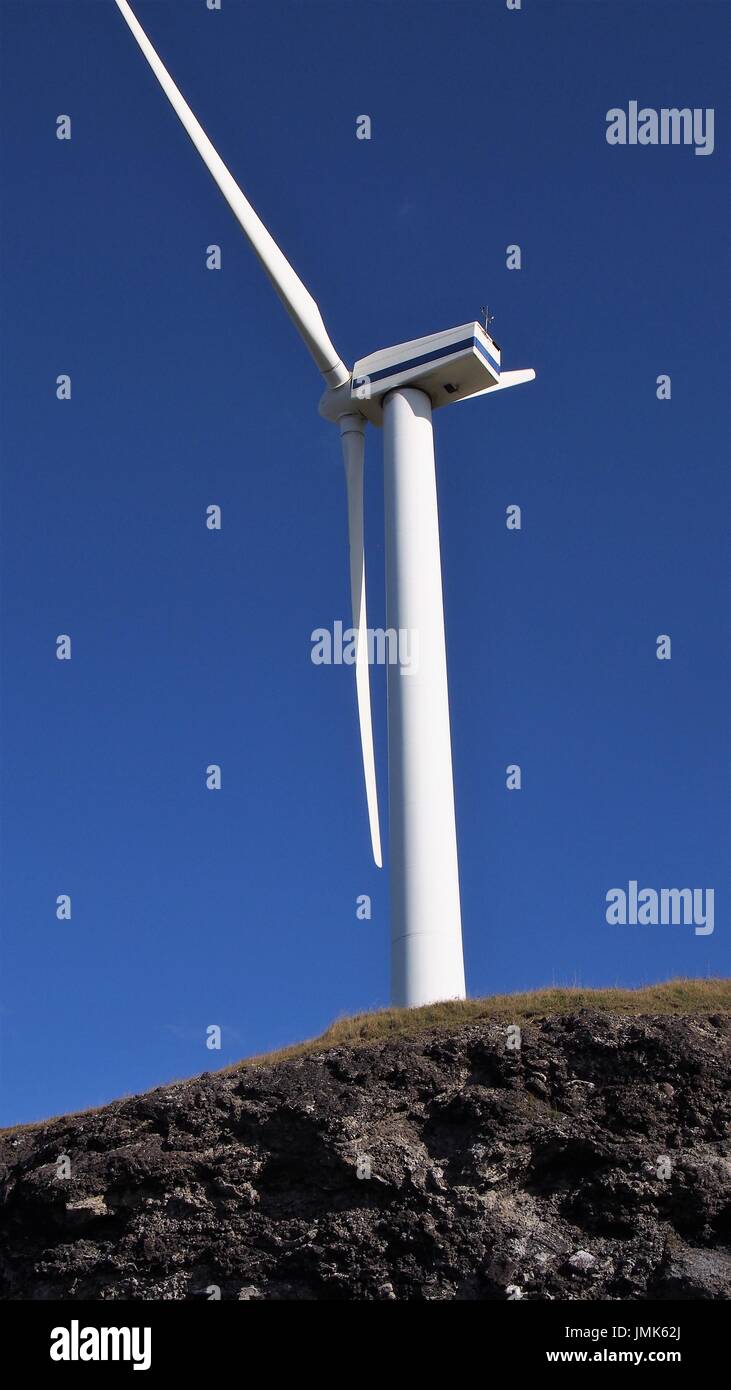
[2,1298,723,1376]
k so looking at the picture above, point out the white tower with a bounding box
[383,388,465,1005]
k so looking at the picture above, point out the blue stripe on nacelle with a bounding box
[473,338,502,374]
[361,335,501,387]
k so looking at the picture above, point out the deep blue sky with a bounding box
[1,0,729,1125]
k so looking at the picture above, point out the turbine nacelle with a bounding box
[319,321,534,428]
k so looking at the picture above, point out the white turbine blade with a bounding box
[461,367,536,402]
[114,0,349,388]
[339,416,382,868]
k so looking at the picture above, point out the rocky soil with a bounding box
[1,1009,730,1300]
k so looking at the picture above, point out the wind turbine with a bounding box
[113,0,535,1009]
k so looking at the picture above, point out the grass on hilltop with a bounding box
[3,979,728,1136]
[226,977,730,1075]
